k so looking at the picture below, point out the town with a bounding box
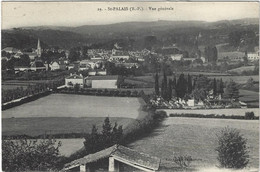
[1,2,259,172]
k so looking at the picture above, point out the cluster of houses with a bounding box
[217,46,259,64]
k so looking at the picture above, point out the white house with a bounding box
[247,52,259,61]
[85,75,122,89]
[30,61,46,71]
[50,60,66,70]
[65,74,84,87]
[2,47,18,54]
[170,54,183,61]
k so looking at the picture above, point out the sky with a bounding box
[1,2,259,29]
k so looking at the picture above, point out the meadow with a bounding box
[2,94,147,137]
[239,89,259,107]
[128,117,259,170]
[2,117,135,137]
[2,94,145,119]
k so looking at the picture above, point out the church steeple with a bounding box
[37,39,41,57]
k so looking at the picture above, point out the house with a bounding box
[65,73,84,87]
[50,60,66,70]
[30,60,46,71]
[24,52,38,61]
[247,51,259,62]
[13,50,23,58]
[110,51,130,61]
[85,75,122,89]
[169,54,183,61]
[62,144,160,172]
[2,47,18,54]
[96,69,107,75]
[115,63,139,69]
[14,66,30,73]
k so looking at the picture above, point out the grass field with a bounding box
[159,108,259,117]
[2,94,146,119]
[2,117,135,137]
[228,66,255,74]
[2,94,147,140]
[128,117,259,170]
[208,75,259,84]
[128,75,259,85]
[239,89,259,107]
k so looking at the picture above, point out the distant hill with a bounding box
[2,18,259,50]
[2,28,87,49]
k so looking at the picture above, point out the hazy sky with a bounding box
[2,2,259,29]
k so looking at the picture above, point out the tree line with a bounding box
[155,72,225,102]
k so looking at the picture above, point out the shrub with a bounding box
[172,155,193,168]
[245,112,255,119]
[2,139,62,171]
[215,127,249,169]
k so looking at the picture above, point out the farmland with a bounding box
[2,94,147,137]
[128,117,259,170]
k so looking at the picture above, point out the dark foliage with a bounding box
[216,127,249,169]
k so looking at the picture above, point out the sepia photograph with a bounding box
[1,1,259,172]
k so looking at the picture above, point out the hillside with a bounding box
[2,18,259,50]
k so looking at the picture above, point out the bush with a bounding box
[172,156,193,168]
[245,112,255,119]
[2,139,62,171]
[215,127,249,169]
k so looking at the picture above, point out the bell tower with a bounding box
[37,39,41,57]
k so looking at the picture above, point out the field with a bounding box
[159,108,259,117]
[208,75,259,84]
[2,94,147,137]
[2,94,145,119]
[239,89,259,107]
[2,117,135,137]
[127,75,259,86]
[128,117,259,170]
[228,66,255,74]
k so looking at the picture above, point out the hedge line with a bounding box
[2,91,51,111]
[169,112,258,120]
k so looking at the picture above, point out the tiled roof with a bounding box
[64,145,160,171]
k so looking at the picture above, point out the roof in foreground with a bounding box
[64,144,160,171]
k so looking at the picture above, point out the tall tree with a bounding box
[161,70,168,99]
[213,78,217,96]
[224,80,239,100]
[176,74,187,99]
[154,72,159,96]
[167,79,173,100]
[187,74,192,94]
[102,117,112,148]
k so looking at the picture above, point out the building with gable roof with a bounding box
[62,144,160,172]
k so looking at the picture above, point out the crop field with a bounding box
[2,94,145,119]
[159,108,259,117]
[2,117,135,137]
[128,117,259,170]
